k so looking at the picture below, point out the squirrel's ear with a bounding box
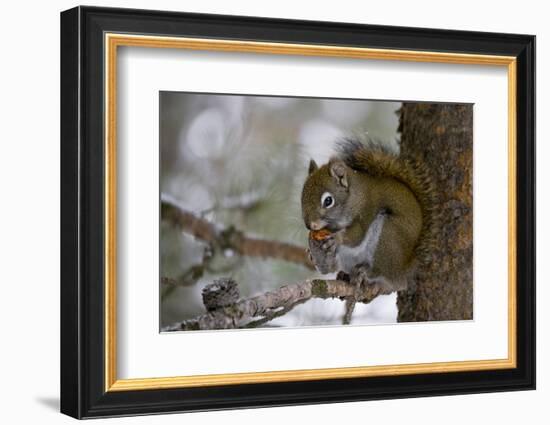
[308,159,318,175]
[329,159,349,188]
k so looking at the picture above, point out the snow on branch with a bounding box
[162,277,381,331]
[161,196,314,270]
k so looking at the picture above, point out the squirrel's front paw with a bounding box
[320,235,338,253]
[308,234,339,274]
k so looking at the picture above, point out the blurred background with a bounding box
[160,92,402,329]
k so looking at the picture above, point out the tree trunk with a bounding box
[397,103,473,322]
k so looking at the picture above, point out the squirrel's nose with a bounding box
[310,220,325,231]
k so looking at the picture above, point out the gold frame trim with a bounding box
[104,33,518,392]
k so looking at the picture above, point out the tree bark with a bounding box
[397,103,473,322]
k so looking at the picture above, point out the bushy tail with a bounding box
[336,137,440,267]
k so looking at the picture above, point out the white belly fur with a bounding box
[337,212,386,273]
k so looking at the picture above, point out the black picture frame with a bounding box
[60,5,535,419]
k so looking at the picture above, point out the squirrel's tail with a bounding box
[336,137,440,267]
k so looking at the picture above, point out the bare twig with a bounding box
[161,196,314,270]
[161,266,205,287]
[161,246,214,292]
[343,298,356,325]
[162,278,382,331]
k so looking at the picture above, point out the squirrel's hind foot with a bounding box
[349,264,391,302]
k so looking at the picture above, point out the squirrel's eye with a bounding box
[321,192,335,209]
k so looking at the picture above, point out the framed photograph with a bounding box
[60,6,535,419]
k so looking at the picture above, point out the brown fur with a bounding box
[336,137,440,268]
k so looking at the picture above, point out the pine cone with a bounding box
[202,278,240,311]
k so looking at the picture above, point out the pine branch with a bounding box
[162,278,381,331]
[161,196,314,270]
